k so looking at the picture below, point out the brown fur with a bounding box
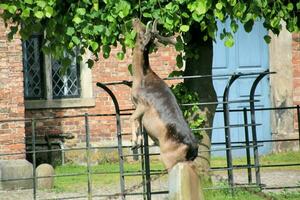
[130,19,198,170]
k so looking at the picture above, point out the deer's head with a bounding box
[132,18,158,50]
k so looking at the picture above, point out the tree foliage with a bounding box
[0,0,298,70]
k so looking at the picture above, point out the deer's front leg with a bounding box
[130,104,145,149]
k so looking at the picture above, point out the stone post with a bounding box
[168,162,205,200]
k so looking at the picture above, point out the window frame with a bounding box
[51,53,81,99]
[23,36,95,109]
[22,34,45,100]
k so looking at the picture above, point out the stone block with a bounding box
[0,159,33,190]
[36,164,55,189]
[168,162,205,200]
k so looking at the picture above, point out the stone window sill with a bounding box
[25,98,96,109]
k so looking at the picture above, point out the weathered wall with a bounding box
[269,28,296,152]
[0,19,25,159]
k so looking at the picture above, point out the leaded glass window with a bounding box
[52,55,80,98]
[22,36,81,100]
[23,35,44,99]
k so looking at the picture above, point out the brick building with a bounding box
[0,17,179,162]
[0,15,299,162]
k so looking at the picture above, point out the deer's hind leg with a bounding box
[130,104,145,149]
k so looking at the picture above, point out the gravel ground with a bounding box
[1,170,299,200]
[212,169,300,191]
[0,174,169,200]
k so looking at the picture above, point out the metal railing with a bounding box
[0,70,299,199]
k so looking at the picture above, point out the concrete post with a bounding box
[168,162,205,200]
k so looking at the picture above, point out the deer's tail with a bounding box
[186,142,199,161]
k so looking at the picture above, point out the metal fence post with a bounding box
[249,70,270,187]
[96,82,125,199]
[222,73,242,189]
[243,107,252,184]
[297,105,300,151]
[85,113,92,200]
[143,130,151,200]
[140,126,147,200]
[31,119,37,200]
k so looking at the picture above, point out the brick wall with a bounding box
[24,45,179,153]
[293,33,300,101]
[0,19,25,160]
[293,33,300,131]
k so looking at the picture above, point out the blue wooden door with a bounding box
[212,20,271,156]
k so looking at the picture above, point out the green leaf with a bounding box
[181,12,189,18]
[21,8,31,18]
[34,11,44,19]
[60,57,72,75]
[25,0,33,4]
[228,0,237,6]
[195,0,207,15]
[175,40,184,51]
[93,25,105,33]
[0,4,8,10]
[143,13,152,18]
[224,36,234,47]
[230,20,238,33]
[45,6,54,18]
[124,31,136,48]
[166,17,174,25]
[7,26,18,41]
[73,16,82,24]
[180,25,190,32]
[297,2,300,10]
[87,59,94,68]
[128,64,133,75]
[8,5,17,14]
[192,12,204,22]
[263,35,271,44]
[287,3,294,11]
[66,27,75,36]
[166,2,173,10]
[117,52,125,60]
[36,1,47,8]
[244,20,254,32]
[215,10,224,21]
[168,70,183,77]
[76,8,86,16]
[176,55,183,68]
[68,41,74,49]
[216,3,223,10]
[72,36,81,45]
[90,41,99,51]
[102,45,111,59]
[270,17,280,28]
[117,0,131,18]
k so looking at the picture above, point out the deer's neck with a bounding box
[132,42,151,81]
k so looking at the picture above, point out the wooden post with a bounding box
[168,162,205,200]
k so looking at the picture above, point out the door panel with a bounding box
[212,20,271,157]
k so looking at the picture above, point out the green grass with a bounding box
[52,151,300,199]
[211,151,300,170]
[53,161,164,192]
[270,190,300,200]
[205,188,265,200]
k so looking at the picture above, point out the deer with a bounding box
[130,18,199,171]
